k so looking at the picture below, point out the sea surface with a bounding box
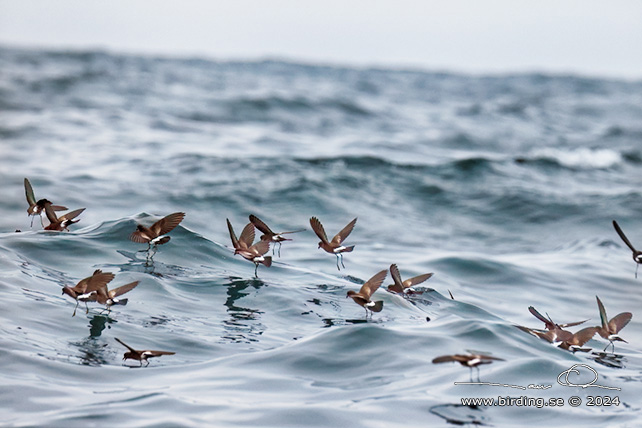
[1,46,642,427]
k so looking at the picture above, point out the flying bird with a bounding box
[130,212,185,250]
[61,270,115,316]
[432,353,504,381]
[346,269,387,316]
[249,214,304,257]
[612,220,642,277]
[24,178,67,227]
[595,296,632,353]
[90,280,140,313]
[310,216,356,270]
[227,219,272,277]
[387,264,433,295]
[115,338,175,366]
[43,202,85,231]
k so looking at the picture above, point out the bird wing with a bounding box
[596,296,609,331]
[477,354,505,362]
[250,240,270,256]
[145,350,176,356]
[86,271,116,294]
[309,217,329,244]
[403,272,434,288]
[359,269,387,299]
[528,306,554,329]
[130,230,150,243]
[43,202,59,223]
[227,218,240,249]
[389,264,404,289]
[109,281,139,298]
[432,355,458,363]
[115,337,137,352]
[152,212,185,236]
[24,178,36,206]
[239,223,255,249]
[613,220,637,253]
[559,319,588,328]
[249,215,274,235]
[609,312,632,334]
[331,218,357,245]
[59,208,86,221]
[571,327,598,346]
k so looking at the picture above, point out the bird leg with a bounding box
[636,264,639,279]
[277,242,282,258]
[72,300,79,317]
[254,263,259,278]
[340,254,346,269]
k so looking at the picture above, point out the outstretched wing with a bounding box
[432,355,464,364]
[109,281,139,298]
[609,312,632,334]
[359,269,387,299]
[152,212,185,236]
[331,218,357,245]
[115,337,137,352]
[239,223,255,249]
[85,270,116,293]
[59,208,86,221]
[596,296,609,330]
[146,350,176,356]
[613,220,637,253]
[227,218,239,249]
[250,240,270,256]
[249,214,274,236]
[309,217,329,244]
[528,306,553,329]
[403,272,434,288]
[571,327,598,346]
[388,264,404,292]
[24,178,36,205]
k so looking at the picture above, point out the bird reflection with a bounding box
[221,277,265,343]
[69,336,110,367]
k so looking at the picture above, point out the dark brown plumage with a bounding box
[613,220,642,277]
[387,264,433,294]
[24,178,67,227]
[90,280,140,312]
[595,296,632,353]
[346,269,387,315]
[310,216,356,270]
[249,214,304,257]
[227,219,272,277]
[432,352,504,381]
[115,338,175,366]
[43,202,85,231]
[130,212,185,248]
[61,270,115,316]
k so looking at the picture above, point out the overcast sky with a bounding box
[1,0,641,78]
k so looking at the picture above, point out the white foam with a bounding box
[531,147,622,169]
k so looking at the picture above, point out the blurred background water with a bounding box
[1,46,642,427]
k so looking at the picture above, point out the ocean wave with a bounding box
[519,147,623,169]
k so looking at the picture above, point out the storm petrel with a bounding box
[61,269,115,316]
[595,296,632,353]
[249,214,305,257]
[227,219,272,277]
[24,178,67,227]
[310,216,356,270]
[130,212,185,250]
[43,202,85,231]
[115,338,175,366]
[387,263,433,295]
[432,353,504,381]
[346,269,387,316]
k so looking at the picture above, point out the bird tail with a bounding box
[113,298,128,306]
[262,257,272,267]
[343,245,355,253]
[370,301,384,312]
